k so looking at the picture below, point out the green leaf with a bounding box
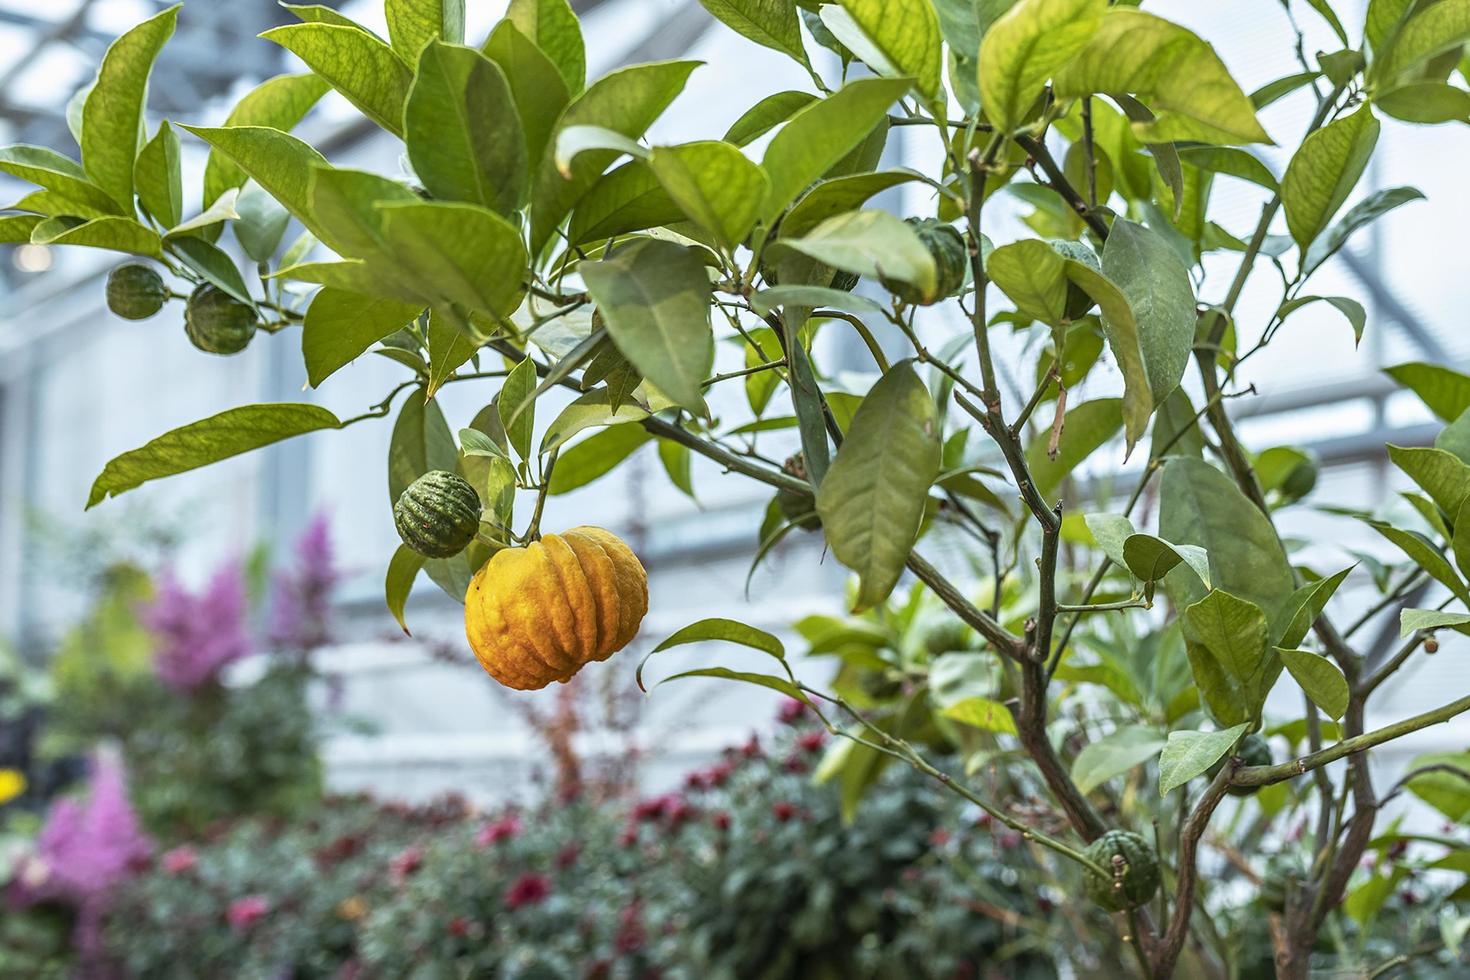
[658,438,695,497]
[1182,591,1274,727]
[1277,565,1353,649]
[386,0,464,58]
[234,184,292,262]
[1276,295,1367,345]
[201,74,330,209]
[579,238,714,414]
[406,41,526,216]
[540,389,649,452]
[759,76,911,221]
[979,0,1104,134]
[389,387,458,503]
[1400,608,1470,637]
[1387,444,1470,516]
[81,4,179,211]
[302,289,423,387]
[1282,106,1379,252]
[554,125,649,175]
[1251,70,1321,110]
[481,21,571,168]
[788,337,831,486]
[1386,362,1470,422]
[165,188,242,240]
[987,239,1067,323]
[1302,186,1424,275]
[506,0,586,91]
[1176,145,1278,191]
[1382,0,1470,78]
[1375,81,1470,123]
[942,697,1018,735]
[780,209,937,299]
[723,90,817,146]
[649,667,809,703]
[1024,398,1122,497]
[0,145,123,217]
[548,424,652,494]
[1054,8,1270,144]
[1084,512,1134,567]
[1404,752,1470,821]
[1100,218,1195,406]
[1158,723,1249,795]
[1278,648,1349,720]
[839,0,943,99]
[87,404,341,508]
[424,309,481,397]
[182,125,337,250]
[778,170,924,239]
[376,200,529,317]
[698,0,810,67]
[530,60,700,254]
[816,362,942,611]
[1071,725,1167,794]
[647,141,768,250]
[134,122,182,228]
[1303,0,1349,46]
[169,234,252,304]
[750,285,885,318]
[308,165,418,259]
[1122,533,1210,587]
[1366,519,1470,603]
[30,216,161,257]
[260,24,412,137]
[564,161,681,245]
[0,216,43,243]
[1159,458,1296,622]
[499,356,538,461]
[1061,259,1151,450]
[385,544,425,634]
[652,617,786,657]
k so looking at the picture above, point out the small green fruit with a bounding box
[776,454,820,532]
[1208,734,1273,796]
[184,285,258,355]
[1050,240,1101,320]
[884,218,968,305]
[106,263,169,320]
[394,470,482,558]
[1084,830,1160,912]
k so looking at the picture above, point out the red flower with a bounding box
[712,811,731,832]
[797,730,825,753]
[556,844,580,869]
[475,814,522,848]
[776,698,806,725]
[772,801,798,823]
[160,846,198,875]
[447,916,471,938]
[389,844,424,884]
[664,796,694,828]
[227,894,270,931]
[783,753,807,775]
[706,761,734,787]
[929,827,951,847]
[504,872,551,909]
[615,901,645,953]
[739,735,761,759]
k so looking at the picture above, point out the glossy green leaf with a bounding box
[31,216,161,257]
[81,4,179,211]
[942,697,1018,734]
[540,389,649,452]
[389,387,458,503]
[376,200,529,317]
[580,238,714,414]
[987,239,1067,323]
[169,234,252,304]
[816,362,942,611]
[406,41,526,215]
[385,544,425,634]
[481,21,571,167]
[979,0,1104,134]
[781,209,937,299]
[260,23,413,137]
[1276,295,1367,345]
[1122,534,1210,587]
[1386,362,1470,422]
[723,90,817,146]
[499,356,539,461]
[1176,145,1278,191]
[1054,8,1270,144]
[1084,512,1134,567]
[565,161,682,245]
[425,308,481,397]
[1367,519,1470,602]
[134,122,182,228]
[507,0,586,91]
[1158,722,1249,795]
[648,141,768,250]
[658,439,694,497]
[0,145,123,217]
[0,216,42,242]
[302,288,423,387]
[386,0,464,58]
[201,74,330,209]
[1101,217,1195,405]
[1278,648,1349,720]
[182,125,337,249]
[1404,751,1470,821]
[1024,397,1122,497]
[1159,458,1295,620]
[653,617,786,657]
[1277,565,1353,649]
[1375,81,1470,123]
[759,76,911,220]
[233,184,291,261]
[1302,186,1424,275]
[88,404,341,508]
[1061,258,1152,450]
[165,189,242,240]
[839,0,943,98]
[1386,444,1470,516]
[1400,608,1470,637]
[1071,725,1167,794]
[779,169,923,239]
[1282,106,1379,251]
[698,0,810,67]
[750,285,885,318]
[548,424,652,494]
[1182,591,1275,726]
[1382,0,1470,78]
[530,60,700,254]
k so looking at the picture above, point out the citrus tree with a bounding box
[5,0,1470,975]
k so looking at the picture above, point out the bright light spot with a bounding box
[12,243,52,273]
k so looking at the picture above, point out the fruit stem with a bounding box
[524,448,558,542]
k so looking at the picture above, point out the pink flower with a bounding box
[447,916,471,937]
[555,844,579,869]
[388,845,424,884]
[776,698,806,725]
[142,563,251,693]
[797,730,825,753]
[771,801,798,823]
[711,811,731,832]
[504,872,551,909]
[161,846,198,876]
[227,894,271,931]
[474,814,522,848]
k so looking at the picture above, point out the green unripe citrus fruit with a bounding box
[884,218,967,305]
[1050,240,1101,321]
[106,263,169,320]
[1084,830,1160,912]
[776,454,820,532]
[394,470,482,558]
[184,285,258,355]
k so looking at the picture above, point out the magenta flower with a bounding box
[160,846,198,876]
[142,562,250,693]
[474,814,522,848]
[504,872,551,910]
[267,512,340,652]
[227,894,271,931]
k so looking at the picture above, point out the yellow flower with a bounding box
[0,768,26,806]
[464,527,648,690]
[336,895,368,921]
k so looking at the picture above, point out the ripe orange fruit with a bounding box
[464,527,648,690]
